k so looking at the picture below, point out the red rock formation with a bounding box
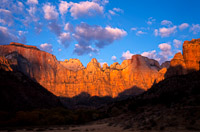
[166,38,200,77]
[183,39,200,71]
[0,43,163,97]
[2,39,199,98]
[60,59,85,71]
[165,52,187,77]
[0,56,13,71]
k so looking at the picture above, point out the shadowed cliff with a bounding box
[0,56,62,111]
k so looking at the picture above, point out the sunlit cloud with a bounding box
[74,44,99,55]
[111,55,117,61]
[73,22,126,55]
[173,39,182,48]
[43,3,59,20]
[121,50,134,60]
[179,23,189,30]
[147,17,156,25]
[70,1,104,19]
[39,43,53,53]
[157,26,177,37]
[136,30,147,36]
[161,20,173,26]
[190,24,200,34]
[27,0,38,5]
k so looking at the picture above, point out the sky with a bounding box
[0,0,200,66]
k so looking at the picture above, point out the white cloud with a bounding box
[0,9,11,14]
[141,50,156,59]
[109,8,123,15]
[27,6,38,22]
[73,23,127,52]
[131,27,137,31]
[121,50,134,60]
[190,24,200,34]
[159,26,177,37]
[92,0,109,5]
[48,22,62,36]
[154,29,158,36]
[158,43,172,63]
[173,39,182,48]
[105,26,127,41]
[161,20,173,26]
[136,30,146,36]
[59,1,72,15]
[113,8,123,13]
[43,3,59,20]
[141,43,173,63]
[64,22,74,32]
[27,0,38,5]
[58,32,71,48]
[179,23,189,30]
[74,44,98,55]
[147,17,156,25]
[0,9,13,26]
[0,19,6,25]
[70,1,103,19]
[39,43,53,53]
[100,62,107,67]
[27,6,37,17]
[111,55,117,61]
[159,43,171,51]
[0,26,26,44]
[35,23,42,34]
[109,10,116,15]
[141,50,160,62]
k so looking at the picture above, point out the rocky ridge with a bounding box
[0,39,199,98]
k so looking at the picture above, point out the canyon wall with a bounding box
[0,38,199,97]
[183,39,200,71]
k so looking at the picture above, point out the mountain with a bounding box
[0,56,62,111]
[165,38,200,78]
[102,70,200,130]
[0,42,162,98]
[0,39,199,98]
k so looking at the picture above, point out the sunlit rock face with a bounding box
[183,39,200,71]
[0,56,13,71]
[60,59,85,71]
[0,42,162,97]
[165,52,187,78]
[165,39,200,78]
[0,39,199,98]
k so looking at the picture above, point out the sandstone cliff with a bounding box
[0,39,199,98]
[166,38,200,77]
[183,39,200,71]
[0,42,162,97]
[0,56,13,71]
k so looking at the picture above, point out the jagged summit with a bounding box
[60,58,85,71]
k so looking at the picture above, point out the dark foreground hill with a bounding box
[0,60,200,131]
[0,69,62,111]
[100,71,200,131]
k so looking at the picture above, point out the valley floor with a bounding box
[0,122,199,132]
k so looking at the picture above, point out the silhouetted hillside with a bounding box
[0,69,62,111]
[102,71,200,130]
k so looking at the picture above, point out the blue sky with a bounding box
[0,0,200,66]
